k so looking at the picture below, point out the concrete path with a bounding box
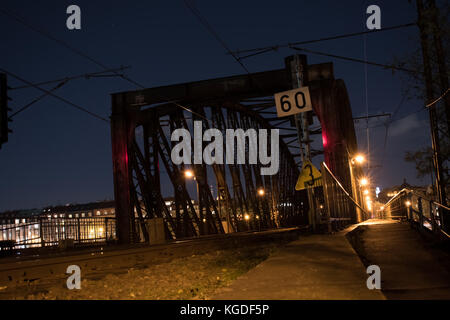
[213,225,384,300]
[352,221,450,299]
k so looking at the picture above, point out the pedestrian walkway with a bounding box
[213,223,385,300]
[352,220,450,299]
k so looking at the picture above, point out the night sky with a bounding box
[0,0,437,211]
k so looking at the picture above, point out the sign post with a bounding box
[282,55,317,231]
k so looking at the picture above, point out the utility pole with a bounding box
[416,0,447,212]
[427,0,450,135]
[286,55,316,230]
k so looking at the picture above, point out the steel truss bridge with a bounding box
[111,56,361,244]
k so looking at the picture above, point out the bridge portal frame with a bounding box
[110,61,359,244]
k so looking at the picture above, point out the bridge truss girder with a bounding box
[111,61,358,244]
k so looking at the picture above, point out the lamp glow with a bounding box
[185,170,194,178]
[360,178,369,186]
[354,154,365,164]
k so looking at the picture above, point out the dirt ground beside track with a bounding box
[0,243,281,300]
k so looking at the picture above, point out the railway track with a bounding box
[0,227,303,296]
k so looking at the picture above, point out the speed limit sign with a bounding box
[274,86,312,117]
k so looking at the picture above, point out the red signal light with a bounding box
[322,133,328,147]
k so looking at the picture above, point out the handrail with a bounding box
[383,188,449,239]
[383,188,412,208]
[384,188,450,212]
[322,162,370,216]
[409,190,450,211]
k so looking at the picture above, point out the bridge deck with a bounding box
[350,220,450,299]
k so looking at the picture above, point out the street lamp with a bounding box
[360,178,369,187]
[351,154,365,166]
[185,170,194,179]
[257,188,265,196]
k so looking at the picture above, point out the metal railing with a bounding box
[0,216,116,251]
[383,189,450,240]
[321,162,370,231]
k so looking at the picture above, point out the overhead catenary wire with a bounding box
[182,0,296,125]
[182,0,272,123]
[379,94,407,169]
[231,22,417,59]
[0,8,145,89]
[1,67,109,123]
[10,66,131,90]
[183,0,252,76]
[363,34,370,173]
[289,46,420,74]
[10,80,68,118]
[0,7,209,122]
[359,106,427,130]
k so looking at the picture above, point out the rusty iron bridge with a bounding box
[110,55,363,244]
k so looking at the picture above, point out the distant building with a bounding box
[378,179,429,204]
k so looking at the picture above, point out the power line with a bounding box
[183,0,252,75]
[182,0,267,123]
[10,66,131,90]
[391,93,408,120]
[0,8,145,88]
[353,113,391,120]
[1,8,207,122]
[10,80,67,118]
[231,22,417,59]
[366,106,427,130]
[289,46,420,74]
[1,68,109,122]
[183,0,275,123]
[379,94,407,168]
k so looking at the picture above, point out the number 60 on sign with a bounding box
[274,86,312,117]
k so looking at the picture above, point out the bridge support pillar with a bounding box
[111,93,136,244]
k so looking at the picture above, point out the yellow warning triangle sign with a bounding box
[295,160,322,190]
